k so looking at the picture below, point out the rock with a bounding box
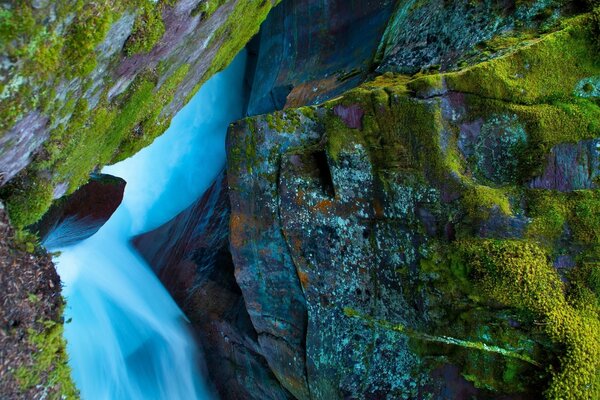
[30,174,125,250]
[245,0,396,115]
[132,170,292,400]
[529,139,600,191]
[377,0,563,73]
[333,104,364,129]
[226,17,600,394]
[0,112,49,186]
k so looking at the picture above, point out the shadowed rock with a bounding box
[245,0,396,115]
[132,170,292,400]
[30,174,125,250]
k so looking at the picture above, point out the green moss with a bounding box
[526,189,600,245]
[570,190,600,244]
[525,190,568,243]
[462,185,512,220]
[461,240,600,399]
[406,73,444,97]
[203,0,281,80]
[124,0,166,56]
[444,16,600,104]
[1,175,53,228]
[14,314,78,399]
[192,0,227,19]
[265,110,302,133]
[62,2,112,78]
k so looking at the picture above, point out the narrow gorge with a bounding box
[1,0,599,399]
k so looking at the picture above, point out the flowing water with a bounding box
[55,51,248,400]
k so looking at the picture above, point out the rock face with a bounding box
[30,174,125,250]
[245,0,397,115]
[129,3,599,399]
[529,139,600,191]
[226,14,600,399]
[132,170,292,400]
[376,0,568,73]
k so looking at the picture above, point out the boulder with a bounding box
[30,174,125,250]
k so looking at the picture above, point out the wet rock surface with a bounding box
[225,14,600,396]
[133,170,292,400]
[30,174,125,250]
[245,0,396,115]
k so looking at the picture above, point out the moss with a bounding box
[62,2,113,78]
[462,185,512,221]
[461,240,600,399]
[203,0,281,80]
[192,0,227,19]
[1,175,53,229]
[526,189,600,245]
[406,73,445,97]
[570,190,600,244]
[124,0,166,56]
[11,294,78,398]
[525,190,569,243]
[265,110,302,133]
[15,316,78,399]
[444,16,600,104]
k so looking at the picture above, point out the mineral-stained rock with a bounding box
[376,0,566,74]
[132,170,292,400]
[245,0,396,115]
[30,174,125,250]
[529,139,600,191]
[227,15,600,398]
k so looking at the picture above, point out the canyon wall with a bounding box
[138,1,600,398]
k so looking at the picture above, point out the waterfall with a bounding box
[55,51,248,400]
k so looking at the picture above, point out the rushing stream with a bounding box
[55,51,248,400]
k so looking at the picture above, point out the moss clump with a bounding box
[265,110,302,133]
[202,0,281,81]
[526,189,600,245]
[462,185,512,220]
[124,0,166,56]
[62,3,112,77]
[1,175,53,228]
[192,0,227,19]
[462,240,600,400]
[15,317,78,399]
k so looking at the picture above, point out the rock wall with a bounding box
[131,2,599,399]
[245,0,396,115]
[226,12,600,399]
[133,171,292,400]
[0,203,77,399]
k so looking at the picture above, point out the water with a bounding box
[55,51,248,400]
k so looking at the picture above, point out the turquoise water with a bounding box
[55,51,247,400]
